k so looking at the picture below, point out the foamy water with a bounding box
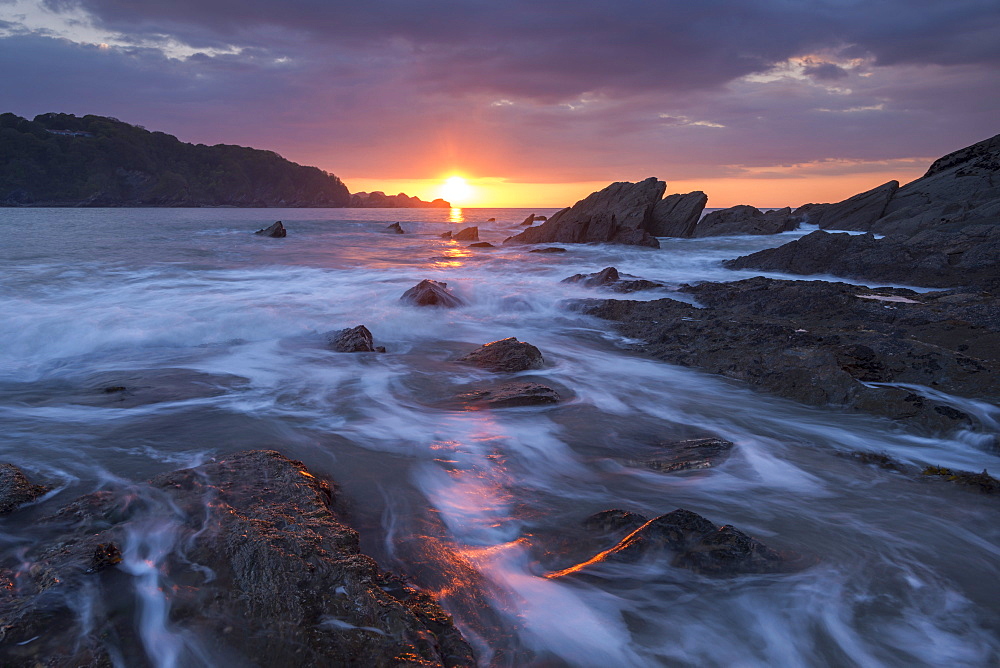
[1,207,997,666]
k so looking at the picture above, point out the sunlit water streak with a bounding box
[0,207,997,666]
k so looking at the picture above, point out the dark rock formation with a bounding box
[583,277,1000,436]
[457,337,544,373]
[439,230,453,239]
[550,508,793,577]
[536,215,548,221]
[254,221,286,237]
[0,463,49,514]
[385,222,406,234]
[453,227,479,241]
[693,206,797,237]
[469,242,495,248]
[528,247,567,253]
[0,450,473,666]
[520,214,537,226]
[921,466,1000,494]
[624,437,734,473]
[349,191,450,208]
[400,280,464,308]
[648,191,708,237]
[503,178,664,248]
[562,266,663,293]
[326,325,385,353]
[724,225,1000,290]
[456,381,561,408]
[799,180,899,231]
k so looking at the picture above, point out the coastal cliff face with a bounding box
[0,113,352,208]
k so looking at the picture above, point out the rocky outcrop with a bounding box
[648,191,708,237]
[453,227,479,241]
[561,266,663,292]
[254,221,286,237]
[623,437,734,474]
[457,338,544,373]
[519,214,537,226]
[549,508,794,577]
[503,178,665,248]
[469,242,494,248]
[799,180,899,231]
[0,464,49,514]
[456,381,561,408]
[327,325,385,353]
[0,450,474,666]
[400,280,464,308]
[583,277,1000,436]
[724,224,1000,290]
[692,206,798,237]
[385,222,406,234]
[349,191,450,208]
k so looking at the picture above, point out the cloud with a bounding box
[802,61,850,81]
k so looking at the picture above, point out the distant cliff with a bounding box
[0,113,351,207]
[350,191,450,208]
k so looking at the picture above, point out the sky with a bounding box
[1,0,998,207]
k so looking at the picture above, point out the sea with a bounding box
[1,206,998,667]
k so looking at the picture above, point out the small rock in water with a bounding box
[0,463,50,514]
[327,325,384,353]
[487,217,496,222]
[582,509,648,535]
[457,337,544,372]
[529,246,567,253]
[457,381,560,408]
[88,543,123,572]
[625,437,734,473]
[400,279,464,307]
[563,266,663,292]
[921,466,1000,494]
[469,242,495,248]
[439,230,453,239]
[453,226,479,241]
[254,221,286,237]
[385,222,406,234]
[520,214,537,226]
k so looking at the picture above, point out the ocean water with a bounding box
[0,207,998,667]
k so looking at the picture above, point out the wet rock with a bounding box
[562,266,663,293]
[439,230,453,239]
[800,180,899,231]
[648,191,708,237]
[400,279,464,308]
[528,247,567,253]
[536,215,547,221]
[453,226,479,241]
[0,450,474,667]
[520,214,537,226]
[0,463,49,514]
[469,242,495,248]
[552,508,793,577]
[693,206,798,237]
[327,325,384,353]
[254,221,286,237]
[581,509,649,535]
[385,222,406,234]
[456,381,560,408]
[625,437,734,473]
[503,178,664,248]
[486,217,496,222]
[921,466,1000,494]
[457,337,544,373]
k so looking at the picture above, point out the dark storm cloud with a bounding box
[802,61,849,81]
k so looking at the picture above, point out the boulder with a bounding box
[456,381,561,408]
[624,437,733,473]
[503,178,665,248]
[453,227,479,241]
[468,242,495,248]
[536,215,548,221]
[254,221,286,237]
[647,191,708,237]
[0,463,49,514]
[549,508,793,577]
[400,280,464,308]
[520,214,537,226]
[385,222,406,234]
[693,206,797,237]
[0,450,474,666]
[457,337,544,373]
[528,247,567,253]
[486,217,496,222]
[326,325,385,353]
[802,180,899,231]
[562,266,663,292]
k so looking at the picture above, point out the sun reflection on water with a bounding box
[432,240,473,268]
[449,208,465,224]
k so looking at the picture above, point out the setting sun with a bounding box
[439,175,472,206]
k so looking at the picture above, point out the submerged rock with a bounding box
[0,450,474,666]
[562,266,662,292]
[254,221,286,237]
[453,226,479,241]
[625,437,734,473]
[469,242,495,248]
[456,381,561,408]
[921,466,1000,494]
[457,337,545,373]
[529,247,567,253]
[327,325,385,353]
[385,222,406,234]
[400,279,464,307]
[0,463,49,514]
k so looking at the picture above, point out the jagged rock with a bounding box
[693,206,797,237]
[800,181,899,231]
[625,437,734,473]
[551,508,793,577]
[469,242,495,248]
[439,230,453,239]
[254,221,286,237]
[326,325,384,353]
[457,337,544,373]
[648,191,708,237]
[562,266,662,292]
[520,214,537,226]
[0,463,49,514]
[503,178,664,248]
[456,381,561,408]
[0,450,474,666]
[400,280,464,308]
[453,227,479,241]
[385,222,406,234]
[528,247,567,253]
